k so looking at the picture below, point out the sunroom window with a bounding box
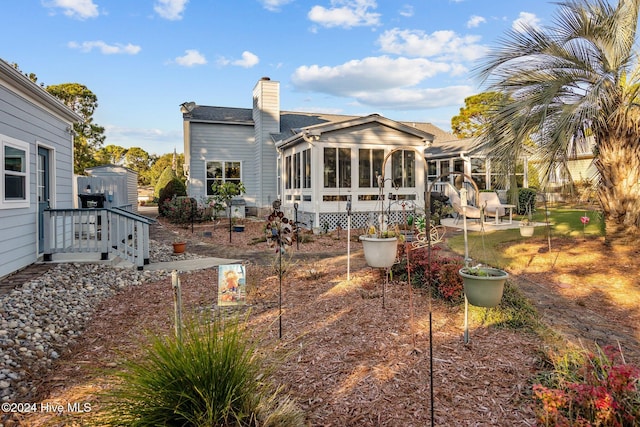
[391,150,415,188]
[358,148,384,188]
[324,147,351,188]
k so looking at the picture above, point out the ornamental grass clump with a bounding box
[101,316,303,427]
[533,344,640,426]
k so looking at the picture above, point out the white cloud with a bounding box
[68,41,141,55]
[175,49,207,67]
[154,0,188,20]
[308,0,381,29]
[217,51,260,68]
[44,0,99,19]
[234,51,260,68]
[513,12,541,32]
[399,5,413,18]
[355,85,474,110]
[290,56,477,110]
[258,0,293,12]
[291,57,476,110]
[292,56,454,94]
[377,28,488,62]
[467,15,486,28]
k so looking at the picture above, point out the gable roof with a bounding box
[276,113,439,150]
[182,103,478,160]
[185,105,253,124]
[427,137,480,158]
[0,58,81,123]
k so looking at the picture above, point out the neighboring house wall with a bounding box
[567,158,597,183]
[0,59,79,279]
[82,165,139,212]
[188,122,256,207]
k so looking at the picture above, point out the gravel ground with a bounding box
[0,238,198,403]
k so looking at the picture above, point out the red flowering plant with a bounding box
[392,246,464,303]
[533,344,640,426]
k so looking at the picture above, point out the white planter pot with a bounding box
[520,225,534,237]
[359,236,398,268]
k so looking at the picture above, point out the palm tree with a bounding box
[476,0,640,245]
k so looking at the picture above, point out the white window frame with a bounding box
[205,160,242,196]
[1,134,30,209]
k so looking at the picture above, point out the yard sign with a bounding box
[217,264,246,306]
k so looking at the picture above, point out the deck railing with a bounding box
[43,208,154,270]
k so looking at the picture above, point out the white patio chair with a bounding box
[449,191,483,224]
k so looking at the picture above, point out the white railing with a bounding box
[429,181,478,206]
[43,208,154,270]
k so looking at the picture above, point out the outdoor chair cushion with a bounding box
[449,191,482,220]
[479,192,508,217]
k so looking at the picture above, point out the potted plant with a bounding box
[232,218,245,232]
[359,222,404,268]
[519,218,535,237]
[172,239,186,254]
[458,265,509,307]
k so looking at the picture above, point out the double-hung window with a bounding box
[1,135,29,209]
[206,161,241,195]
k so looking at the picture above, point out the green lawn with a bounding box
[446,207,605,269]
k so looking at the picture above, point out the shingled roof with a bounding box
[185,105,457,146]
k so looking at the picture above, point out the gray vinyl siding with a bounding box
[257,135,278,208]
[188,122,258,207]
[84,165,139,212]
[0,85,74,279]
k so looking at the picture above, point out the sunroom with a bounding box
[275,115,434,231]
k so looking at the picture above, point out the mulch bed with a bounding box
[11,217,640,426]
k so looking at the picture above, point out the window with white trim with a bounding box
[324,147,351,188]
[1,135,30,209]
[206,161,241,195]
[358,148,384,188]
[302,149,311,188]
[391,150,415,188]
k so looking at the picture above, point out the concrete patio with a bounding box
[440,217,546,232]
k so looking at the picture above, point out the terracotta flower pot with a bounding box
[172,242,186,254]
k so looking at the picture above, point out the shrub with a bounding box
[533,345,640,426]
[158,178,187,217]
[392,247,464,303]
[154,166,177,198]
[101,316,304,427]
[164,196,198,225]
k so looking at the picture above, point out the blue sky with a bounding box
[2,0,557,156]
